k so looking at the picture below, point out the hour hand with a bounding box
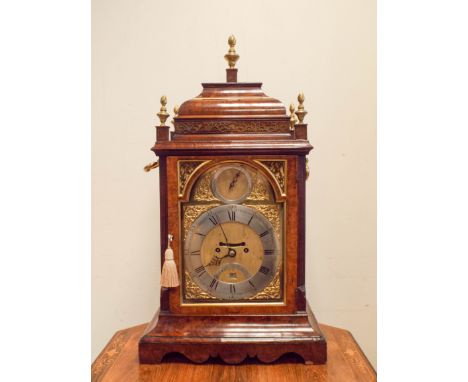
[206,256,222,267]
[219,241,246,247]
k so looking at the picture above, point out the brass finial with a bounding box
[224,35,239,69]
[295,92,308,123]
[157,96,169,126]
[289,103,297,130]
[171,105,179,126]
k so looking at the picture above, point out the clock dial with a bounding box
[211,165,252,204]
[184,204,280,300]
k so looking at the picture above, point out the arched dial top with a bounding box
[184,204,280,300]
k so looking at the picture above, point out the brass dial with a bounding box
[211,165,252,204]
[184,204,280,300]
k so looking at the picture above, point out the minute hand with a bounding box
[218,221,229,243]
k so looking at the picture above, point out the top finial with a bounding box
[295,92,308,123]
[224,35,239,69]
[157,95,169,127]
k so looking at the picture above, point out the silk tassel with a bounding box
[160,234,179,288]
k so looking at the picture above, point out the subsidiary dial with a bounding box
[211,165,253,204]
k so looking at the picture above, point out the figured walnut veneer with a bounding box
[140,48,320,364]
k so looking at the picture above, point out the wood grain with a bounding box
[146,67,323,365]
[93,323,376,382]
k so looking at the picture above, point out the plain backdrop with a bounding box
[92,0,376,367]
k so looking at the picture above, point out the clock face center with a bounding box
[200,221,264,283]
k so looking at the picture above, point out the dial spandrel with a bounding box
[184,204,280,300]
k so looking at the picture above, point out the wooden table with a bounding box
[92,323,376,382]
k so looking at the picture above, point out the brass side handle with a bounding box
[144,161,159,172]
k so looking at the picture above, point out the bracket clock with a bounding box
[139,36,327,365]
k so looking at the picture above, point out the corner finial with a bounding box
[157,95,169,126]
[295,92,308,123]
[289,103,297,130]
[171,105,179,126]
[224,35,239,69]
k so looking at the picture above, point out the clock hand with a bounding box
[218,221,229,243]
[228,172,241,190]
[217,248,237,259]
[206,248,236,267]
[219,241,246,247]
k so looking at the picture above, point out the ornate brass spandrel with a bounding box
[178,160,210,197]
[184,271,217,300]
[248,266,282,300]
[182,204,220,240]
[192,173,218,202]
[255,160,287,196]
[244,203,281,239]
[246,172,271,201]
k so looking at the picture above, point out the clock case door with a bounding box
[168,155,294,314]
[140,150,326,364]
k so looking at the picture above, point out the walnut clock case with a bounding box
[139,36,327,365]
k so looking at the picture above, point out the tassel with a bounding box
[161,234,179,288]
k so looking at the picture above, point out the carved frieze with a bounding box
[175,120,290,134]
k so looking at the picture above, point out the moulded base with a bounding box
[138,303,327,365]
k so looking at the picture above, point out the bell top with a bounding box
[171,36,290,135]
[177,82,287,118]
